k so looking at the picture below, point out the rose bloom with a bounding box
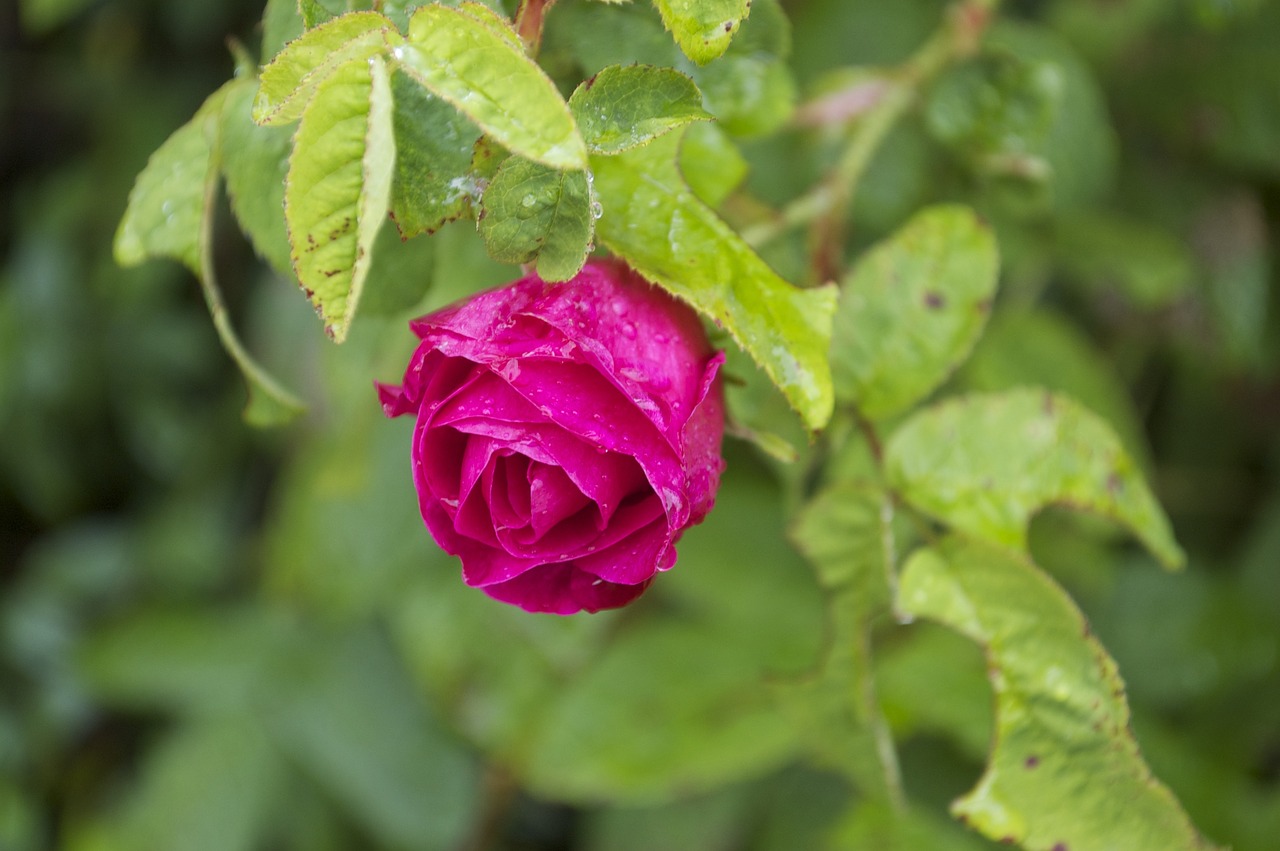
[378,259,725,614]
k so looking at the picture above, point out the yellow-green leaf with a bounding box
[899,538,1220,851]
[114,83,305,425]
[832,204,999,420]
[653,0,750,64]
[885,389,1184,568]
[397,4,587,169]
[285,53,396,342]
[115,86,230,274]
[253,11,397,126]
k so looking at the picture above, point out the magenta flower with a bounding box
[378,260,725,614]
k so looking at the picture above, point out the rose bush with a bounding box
[378,260,725,614]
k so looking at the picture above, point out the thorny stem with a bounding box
[741,0,997,273]
[198,134,304,418]
[515,0,558,58]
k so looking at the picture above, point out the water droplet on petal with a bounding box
[621,321,637,339]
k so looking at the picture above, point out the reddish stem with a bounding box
[515,0,557,57]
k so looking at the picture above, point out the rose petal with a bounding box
[681,351,727,523]
[480,562,651,614]
[419,500,541,587]
[496,359,689,525]
[432,371,648,523]
[518,262,713,442]
[573,509,674,585]
[498,489,665,563]
[485,453,531,531]
[527,463,591,537]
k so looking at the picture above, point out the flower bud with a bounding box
[379,260,725,614]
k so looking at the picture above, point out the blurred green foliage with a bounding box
[3,0,1280,849]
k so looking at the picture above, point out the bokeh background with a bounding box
[2,0,1279,849]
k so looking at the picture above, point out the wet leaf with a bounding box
[569,64,711,155]
[592,130,835,431]
[388,70,483,239]
[478,156,593,282]
[397,4,587,169]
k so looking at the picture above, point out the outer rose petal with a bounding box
[481,563,651,615]
[380,260,725,614]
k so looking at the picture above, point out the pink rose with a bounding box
[378,260,725,614]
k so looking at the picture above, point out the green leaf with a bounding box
[298,0,334,30]
[582,786,751,851]
[781,483,901,797]
[958,308,1152,470]
[679,122,747,208]
[874,623,992,761]
[358,217,437,316]
[523,621,801,801]
[556,0,793,137]
[592,130,835,431]
[78,606,288,713]
[115,84,307,425]
[478,156,594,282]
[791,481,894,601]
[389,69,484,239]
[831,204,999,420]
[986,22,1117,211]
[653,0,751,64]
[113,715,284,851]
[898,538,1220,851]
[453,0,522,46]
[924,50,1060,180]
[261,0,305,62]
[266,628,481,850]
[885,389,1184,568]
[397,4,587,169]
[115,87,229,274]
[689,0,795,137]
[252,12,396,126]
[219,79,294,278]
[284,53,396,342]
[827,801,994,851]
[568,64,711,155]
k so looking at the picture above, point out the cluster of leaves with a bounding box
[117,0,835,430]
[6,0,1280,849]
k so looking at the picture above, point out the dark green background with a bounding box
[2,0,1278,848]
